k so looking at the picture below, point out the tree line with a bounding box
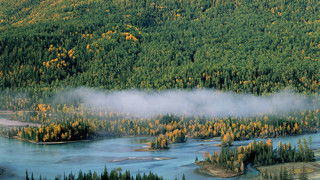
[1,107,319,150]
[25,167,186,180]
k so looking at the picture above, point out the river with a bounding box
[0,133,319,180]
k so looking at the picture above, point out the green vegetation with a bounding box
[198,138,315,177]
[14,121,93,143]
[150,129,186,150]
[1,0,319,148]
[150,134,169,150]
[257,164,316,180]
[0,0,319,94]
[259,167,294,180]
[1,0,319,179]
[1,104,319,146]
[25,167,166,180]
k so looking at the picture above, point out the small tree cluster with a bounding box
[203,138,315,174]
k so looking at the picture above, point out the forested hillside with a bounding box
[0,0,319,94]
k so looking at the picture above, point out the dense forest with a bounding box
[1,0,319,179]
[0,0,319,94]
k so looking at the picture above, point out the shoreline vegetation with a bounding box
[256,161,320,180]
[11,136,91,145]
[0,108,319,153]
[196,138,315,178]
[195,161,243,178]
[0,108,319,146]
[25,167,177,180]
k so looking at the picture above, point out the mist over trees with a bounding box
[0,1,319,179]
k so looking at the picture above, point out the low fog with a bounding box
[53,88,319,118]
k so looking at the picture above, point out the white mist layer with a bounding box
[54,88,319,118]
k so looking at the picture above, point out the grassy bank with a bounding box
[195,161,243,178]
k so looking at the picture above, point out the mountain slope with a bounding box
[0,0,319,94]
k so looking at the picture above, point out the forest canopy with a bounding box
[0,0,319,94]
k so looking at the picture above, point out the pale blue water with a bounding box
[0,132,319,180]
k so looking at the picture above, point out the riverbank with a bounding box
[254,149,320,179]
[195,161,243,178]
[10,136,91,145]
[0,110,38,127]
[255,161,320,179]
[196,159,320,179]
[0,118,40,127]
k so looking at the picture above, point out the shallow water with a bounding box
[0,132,319,180]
